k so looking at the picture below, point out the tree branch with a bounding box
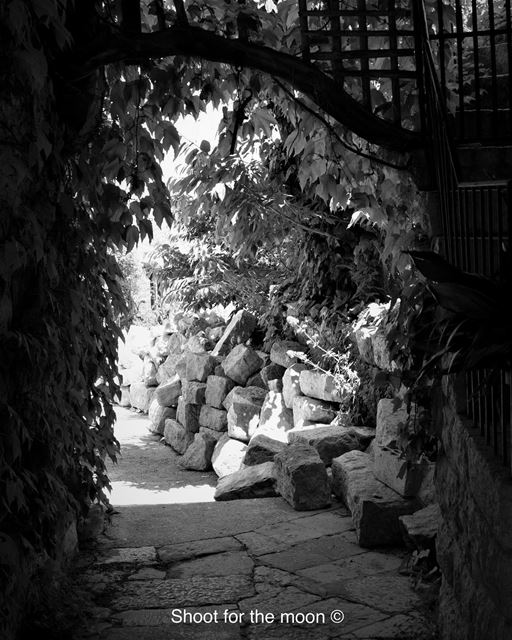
[80,26,423,152]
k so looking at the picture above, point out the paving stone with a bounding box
[274,442,331,511]
[222,344,263,385]
[130,382,156,413]
[128,567,166,580]
[223,386,267,412]
[167,550,254,578]
[299,369,347,403]
[214,462,277,501]
[96,546,157,565]
[148,398,176,435]
[163,418,194,454]
[292,395,336,428]
[205,375,236,408]
[399,503,441,550]
[110,575,254,610]
[212,309,257,356]
[351,612,433,639]
[154,375,182,407]
[245,624,327,640]
[341,574,420,613]
[104,622,239,640]
[238,585,320,617]
[114,605,237,627]
[179,431,217,470]
[199,405,228,431]
[257,391,294,440]
[181,380,207,405]
[288,424,374,466]
[235,531,290,556]
[243,433,287,466]
[282,363,308,409]
[211,434,247,477]
[331,450,418,547]
[177,397,201,433]
[158,537,243,564]
[183,353,218,382]
[270,340,308,368]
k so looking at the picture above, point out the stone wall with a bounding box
[435,376,512,640]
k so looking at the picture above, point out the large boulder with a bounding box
[270,340,307,368]
[211,434,247,478]
[154,375,182,407]
[163,419,194,454]
[212,310,257,356]
[223,386,267,413]
[257,391,294,441]
[222,345,262,386]
[243,433,287,466]
[199,405,228,432]
[288,424,375,465]
[205,375,236,409]
[181,380,207,405]
[129,382,155,413]
[214,462,277,500]
[148,398,177,435]
[299,369,347,403]
[282,363,308,409]
[176,397,200,433]
[331,450,418,547]
[274,442,331,511]
[292,396,336,428]
[179,431,217,471]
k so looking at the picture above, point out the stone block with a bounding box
[270,340,308,368]
[181,380,207,405]
[288,424,375,465]
[299,369,347,403]
[156,355,178,384]
[212,309,257,356]
[260,364,286,389]
[376,398,414,449]
[227,402,261,443]
[331,450,418,547]
[154,375,182,407]
[179,431,217,470]
[257,391,294,440]
[222,344,263,385]
[246,371,266,389]
[274,442,331,511]
[205,375,236,409]
[163,419,194,454]
[223,386,267,413]
[176,397,200,433]
[373,446,426,497]
[292,395,336,428]
[282,363,308,409]
[212,434,247,478]
[129,382,155,413]
[244,433,287,466]
[399,503,441,550]
[184,353,218,382]
[148,398,177,435]
[117,385,131,407]
[199,405,228,431]
[214,462,277,500]
[185,332,209,353]
[199,426,225,442]
[143,356,158,386]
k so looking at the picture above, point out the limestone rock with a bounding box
[222,345,263,385]
[331,450,418,547]
[399,504,441,550]
[117,385,131,407]
[205,375,236,409]
[260,364,286,389]
[274,442,331,511]
[199,426,225,442]
[270,340,308,368]
[183,353,218,382]
[179,431,217,470]
[154,375,182,407]
[163,419,194,454]
[223,386,267,413]
[292,395,336,428]
[148,398,177,435]
[212,434,247,478]
[212,309,257,356]
[199,405,228,432]
[257,391,294,440]
[214,462,277,500]
[185,332,209,353]
[227,402,262,443]
[143,356,158,387]
[244,433,287,466]
[181,380,207,405]
[282,363,308,409]
[288,424,375,465]
[129,382,155,413]
[376,398,414,449]
[156,355,179,384]
[176,397,200,433]
[373,446,426,497]
[299,369,347,403]
[246,371,266,389]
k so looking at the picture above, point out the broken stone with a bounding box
[244,433,287,466]
[331,450,418,547]
[199,426,225,442]
[176,397,200,433]
[212,309,257,356]
[257,391,294,440]
[399,503,441,550]
[376,398,414,449]
[292,396,336,428]
[214,462,277,500]
[156,355,179,384]
[211,434,248,478]
[373,446,426,497]
[274,442,331,511]
[179,431,217,471]
[246,371,267,389]
[181,380,207,405]
[227,401,261,443]
[199,405,228,431]
[270,340,308,368]
[299,369,347,403]
[183,353,218,382]
[154,375,182,407]
[148,398,177,435]
[288,424,375,466]
[282,363,308,409]
[222,345,263,385]
[163,419,194,454]
[185,332,209,353]
[205,375,236,409]
[223,386,267,413]
[129,382,155,413]
[260,364,286,389]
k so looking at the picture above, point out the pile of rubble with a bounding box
[117,309,439,550]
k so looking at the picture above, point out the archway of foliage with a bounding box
[0,1,436,635]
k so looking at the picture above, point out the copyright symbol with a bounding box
[330,609,345,624]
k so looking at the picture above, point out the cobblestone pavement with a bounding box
[71,408,437,640]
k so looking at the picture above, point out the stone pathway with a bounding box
[71,407,437,640]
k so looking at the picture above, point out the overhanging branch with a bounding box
[82,26,423,152]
